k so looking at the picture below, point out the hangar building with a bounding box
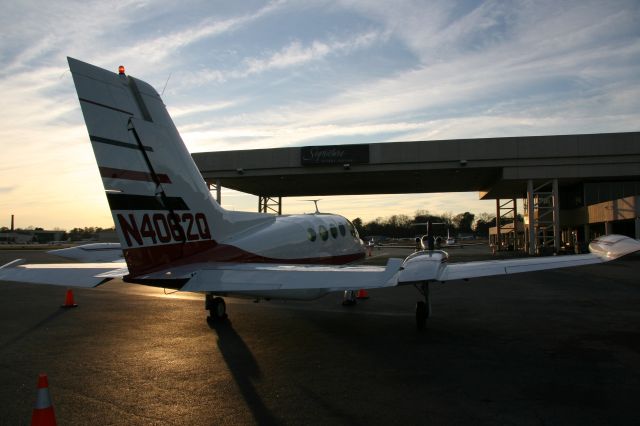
[192,131,640,255]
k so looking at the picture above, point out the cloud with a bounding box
[104,0,286,66]
[244,30,384,74]
[177,29,386,87]
[169,100,240,118]
[176,0,640,152]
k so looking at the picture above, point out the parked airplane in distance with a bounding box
[1,58,639,329]
[444,228,456,246]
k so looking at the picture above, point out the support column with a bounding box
[513,199,518,249]
[495,198,517,251]
[552,178,561,253]
[635,195,640,239]
[495,199,501,251]
[527,180,535,255]
[208,181,222,205]
[259,196,282,215]
[583,223,590,244]
[528,179,560,255]
[605,221,612,235]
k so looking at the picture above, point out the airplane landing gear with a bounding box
[342,290,357,306]
[415,282,431,330]
[205,293,227,321]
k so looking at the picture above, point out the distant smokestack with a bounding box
[10,214,14,231]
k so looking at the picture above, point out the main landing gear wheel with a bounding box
[415,282,432,330]
[342,290,357,306]
[206,294,227,321]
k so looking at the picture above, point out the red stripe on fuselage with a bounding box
[123,240,365,277]
[99,166,171,183]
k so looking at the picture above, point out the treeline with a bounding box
[352,210,498,239]
[4,210,512,242]
[0,226,115,242]
[65,227,114,241]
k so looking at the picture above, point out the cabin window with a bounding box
[330,224,338,239]
[319,225,329,241]
[307,227,317,242]
[339,224,346,236]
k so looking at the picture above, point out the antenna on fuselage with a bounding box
[304,199,322,214]
[161,72,172,96]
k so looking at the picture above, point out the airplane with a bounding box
[1,57,639,330]
[410,222,462,251]
[444,228,456,246]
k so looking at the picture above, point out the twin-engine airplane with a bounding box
[1,58,639,329]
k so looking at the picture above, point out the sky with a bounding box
[1,0,639,230]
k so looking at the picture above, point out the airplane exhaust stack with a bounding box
[61,289,78,308]
[31,373,56,426]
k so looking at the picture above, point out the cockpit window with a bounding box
[330,224,338,239]
[307,227,317,242]
[347,220,359,239]
[338,224,346,236]
[319,225,329,241]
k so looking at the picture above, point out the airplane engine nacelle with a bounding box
[398,250,448,283]
[588,234,640,259]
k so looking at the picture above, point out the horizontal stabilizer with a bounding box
[49,243,123,262]
[0,260,128,287]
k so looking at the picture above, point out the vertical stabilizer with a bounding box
[68,58,269,275]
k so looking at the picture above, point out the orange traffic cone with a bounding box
[356,289,369,299]
[61,289,78,308]
[31,373,56,426]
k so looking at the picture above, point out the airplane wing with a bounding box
[1,235,637,291]
[179,258,403,293]
[0,257,403,293]
[398,234,640,283]
[0,259,128,287]
[437,254,607,281]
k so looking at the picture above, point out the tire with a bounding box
[209,297,227,320]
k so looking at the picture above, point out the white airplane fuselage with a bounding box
[214,212,365,264]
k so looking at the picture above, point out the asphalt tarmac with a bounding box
[0,246,639,425]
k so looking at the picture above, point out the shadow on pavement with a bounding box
[208,318,278,425]
[0,308,70,352]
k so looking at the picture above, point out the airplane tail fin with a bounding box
[67,58,268,276]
